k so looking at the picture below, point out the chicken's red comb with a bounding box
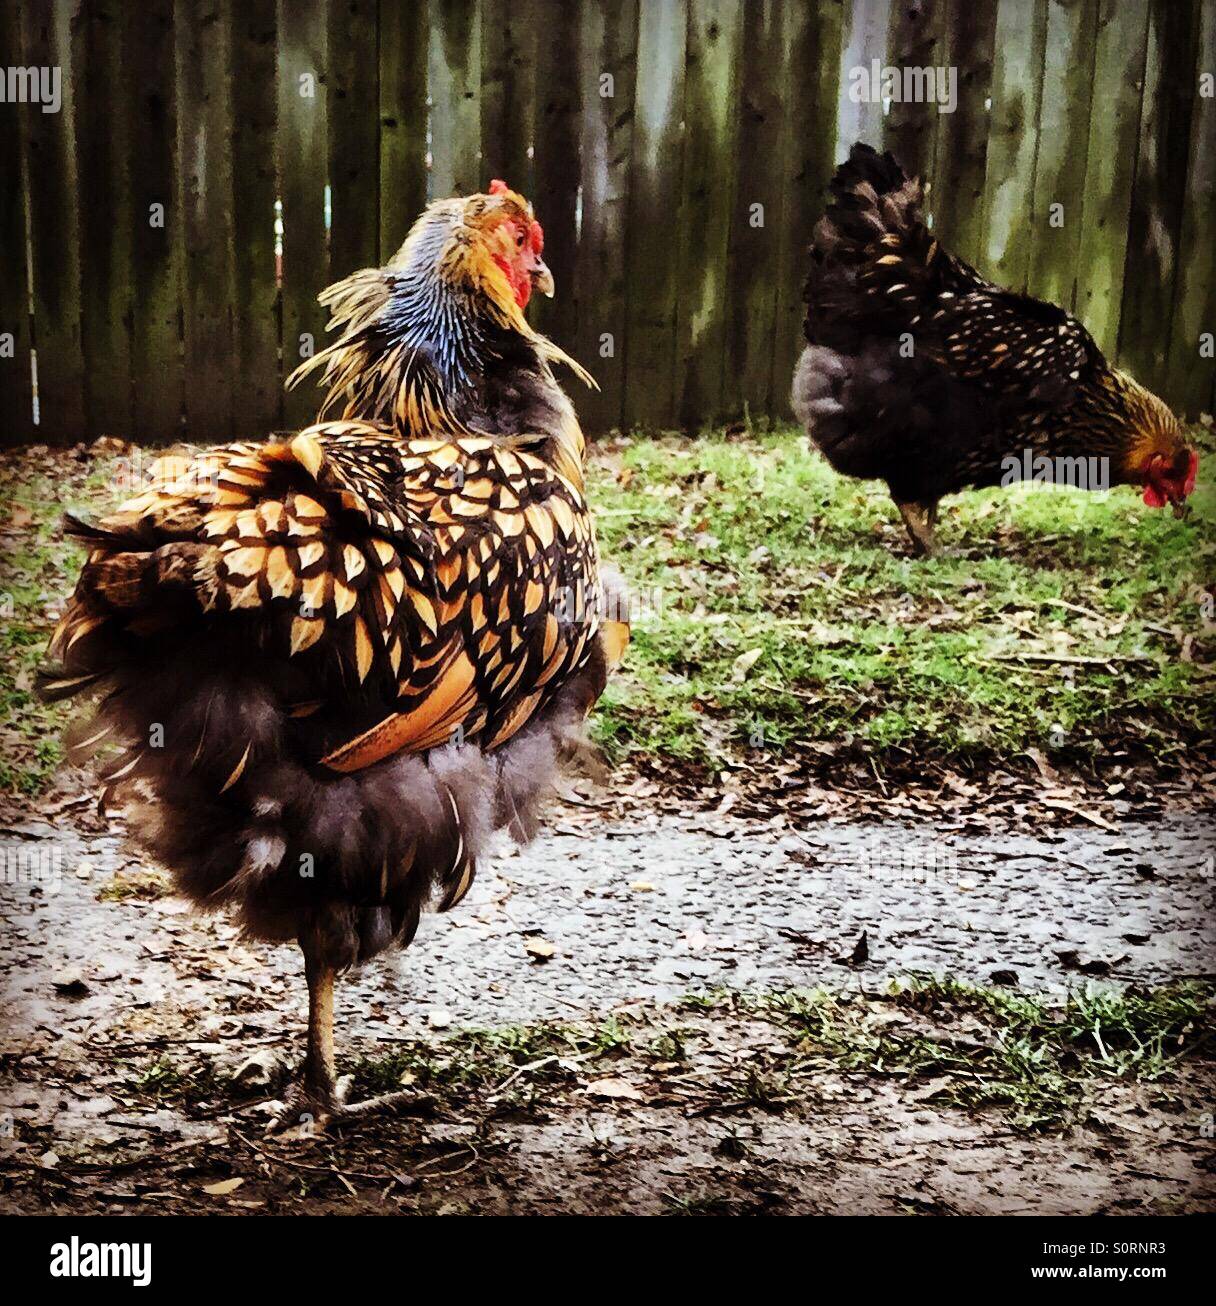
[489,178,509,195]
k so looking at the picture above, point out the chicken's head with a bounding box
[428,179,552,318]
[482,178,552,308]
[1113,372,1199,514]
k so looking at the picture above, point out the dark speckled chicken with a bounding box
[793,144,1197,554]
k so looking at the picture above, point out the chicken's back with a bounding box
[39,426,619,971]
[794,143,1108,506]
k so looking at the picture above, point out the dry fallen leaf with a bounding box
[202,1177,245,1196]
[629,880,655,893]
[524,939,556,961]
[585,1077,644,1102]
[731,647,764,682]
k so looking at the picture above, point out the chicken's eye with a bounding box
[515,229,525,248]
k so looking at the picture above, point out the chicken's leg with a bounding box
[895,499,940,557]
[266,947,344,1133]
[267,940,435,1135]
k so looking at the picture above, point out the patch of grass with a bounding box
[0,450,115,795]
[3,428,1212,793]
[648,1030,688,1063]
[111,978,1210,1133]
[124,1050,251,1106]
[769,976,1212,1130]
[348,1016,633,1101]
[588,426,1215,769]
[129,1056,190,1101]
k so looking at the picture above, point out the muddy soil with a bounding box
[0,799,1213,1215]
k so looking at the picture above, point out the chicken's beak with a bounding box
[532,260,554,299]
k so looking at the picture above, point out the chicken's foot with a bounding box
[266,949,434,1135]
[895,499,939,557]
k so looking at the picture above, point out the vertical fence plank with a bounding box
[176,0,235,443]
[480,0,535,195]
[675,0,741,428]
[882,0,946,185]
[722,0,787,423]
[979,0,1048,290]
[329,0,379,278]
[379,0,428,259]
[621,0,686,430]
[1117,0,1198,394]
[1025,0,1099,312]
[429,0,481,197]
[770,0,844,419]
[1164,0,1216,419]
[229,0,280,436]
[1073,0,1150,357]
[278,0,329,429]
[930,0,998,266]
[532,2,582,346]
[75,0,131,439]
[0,0,34,442]
[573,0,638,433]
[127,0,181,444]
[21,0,85,443]
[836,0,891,151]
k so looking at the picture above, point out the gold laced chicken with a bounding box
[40,181,629,1130]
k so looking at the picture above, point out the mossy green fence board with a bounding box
[21,0,86,443]
[1073,0,1152,360]
[378,0,428,261]
[75,0,132,441]
[480,0,536,197]
[769,0,844,420]
[572,0,638,434]
[981,0,1049,294]
[126,0,181,444]
[837,0,891,156]
[1163,0,1216,420]
[531,6,582,347]
[1117,0,1200,398]
[930,0,998,268]
[278,0,329,430]
[676,0,742,428]
[621,0,686,430]
[723,0,792,422]
[429,0,481,198]
[328,0,381,280]
[176,0,236,444]
[1025,0,1098,314]
[230,0,281,438]
[0,0,35,441]
[882,0,946,187]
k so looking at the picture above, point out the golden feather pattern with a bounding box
[55,419,603,775]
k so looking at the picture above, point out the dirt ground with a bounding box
[1,776,1212,1216]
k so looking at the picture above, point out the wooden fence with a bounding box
[1,0,1213,447]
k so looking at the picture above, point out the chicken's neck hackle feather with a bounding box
[288,194,595,487]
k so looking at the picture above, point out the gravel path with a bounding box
[2,807,1211,1043]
